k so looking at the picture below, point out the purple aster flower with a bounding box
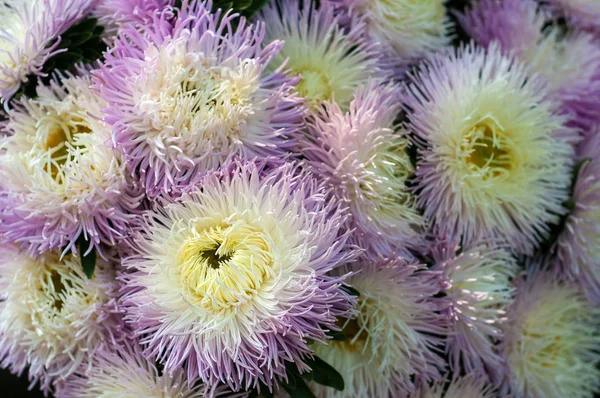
[56,339,236,398]
[458,0,600,137]
[543,0,600,33]
[0,74,143,259]
[412,373,496,398]
[431,240,518,384]
[312,257,448,397]
[0,245,124,394]
[325,0,451,64]
[0,0,95,104]
[120,160,357,392]
[402,43,575,254]
[302,81,425,257]
[499,271,600,398]
[94,1,304,197]
[457,0,547,56]
[553,131,600,303]
[259,0,386,111]
[94,0,173,28]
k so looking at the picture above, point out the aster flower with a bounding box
[326,0,451,63]
[303,81,424,256]
[56,340,235,398]
[0,0,95,103]
[500,271,600,398]
[95,1,303,196]
[311,257,447,398]
[0,74,141,258]
[402,43,575,254]
[431,240,517,382]
[543,0,600,33]
[412,374,496,398]
[459,0,600,135]
[121,161,357,392]
[259,0,385,110]
[94,0,173,31]
[554,130,600,303]
[457,0,547,56]
[0,246,123,393]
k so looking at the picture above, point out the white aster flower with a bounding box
[260,0,386,110]
[0,73,140,257]
[432,241,518,382]
[303,81,425,256]
[57,341,236,398]
[121,161,357,392]
[329,0,451,62]
[0,246,122,393]
[403,43,576,254]
[500,271,600,398]
[312,258,447,397]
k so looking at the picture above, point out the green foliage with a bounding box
[325,330,346,341]
[341,284,360,298]
[78,235,96,279]
[301,356,344,391]
[281,368,317,398]
[211,0,270,17]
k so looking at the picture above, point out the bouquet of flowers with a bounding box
[1,0,599,397]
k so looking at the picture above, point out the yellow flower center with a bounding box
[463,118,514,178]
[34,108,92,180]
[177,224,274,311]
[522,330,565,368]
[294,68,333,108]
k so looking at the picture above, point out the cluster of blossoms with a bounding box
[0,0,599,397]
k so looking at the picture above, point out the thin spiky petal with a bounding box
[554,131,600,303]
[431,240,518,384]
[56,340,238,398]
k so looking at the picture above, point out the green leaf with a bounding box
[341,284,360,298]
[325,330,346,341]
[92,24,105,36]
[235,0,253,9]
[303,356,344,391]
[240,0,269,17]
[281,372,316,398]
[211,0,268,17]
[573,158,591,184]
[65,31,94,47]
[78,236,96,279]
[49,52,84,69]
[247,381,274,398]
[63,17,98,35]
